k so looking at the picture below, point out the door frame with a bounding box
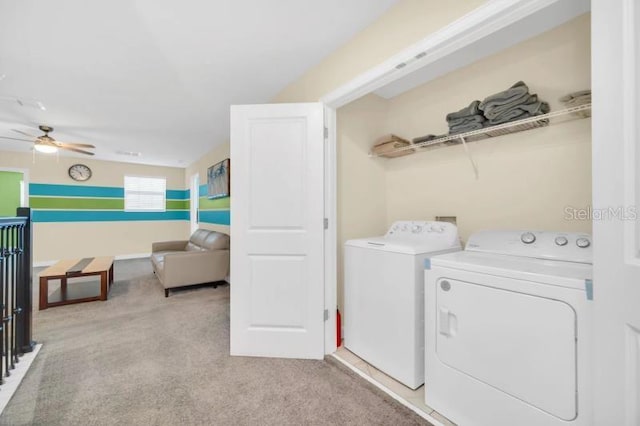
[189,173,199,234]
[318,0,591,354]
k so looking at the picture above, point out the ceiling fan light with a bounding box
[34,144,58,154]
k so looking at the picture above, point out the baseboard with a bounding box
[34,253,150,268]
[0,344,42,415]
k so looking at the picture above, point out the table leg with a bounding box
[61,276,68,300]
[39,276,48,310]
[109,264,114,288]
[100,271,108,301]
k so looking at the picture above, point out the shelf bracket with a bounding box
[459,135,479,179]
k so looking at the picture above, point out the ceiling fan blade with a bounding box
[11,129,38,138]
[0,136,33,143]
[56,141,96,149]
[59,146,95,156]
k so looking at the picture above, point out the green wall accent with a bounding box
[30,197,124,210]
[199,196,230,209]
[167,200,189,210]
[30,197,188,210]
[0,171,22,217]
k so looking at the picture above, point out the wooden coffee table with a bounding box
[39,257,114,310]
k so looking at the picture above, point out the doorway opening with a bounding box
[190,173,199,234]
[0,168,28,217]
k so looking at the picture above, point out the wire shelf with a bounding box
[369,103,592,158]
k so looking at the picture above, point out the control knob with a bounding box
[521,232,536,244]
[554,236,568,246]
[576,237,591,248]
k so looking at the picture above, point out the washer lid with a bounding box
[429,251,592,290]
[346,236,460,255]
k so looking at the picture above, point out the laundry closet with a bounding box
[333,11,592,423]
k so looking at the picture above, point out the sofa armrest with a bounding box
[163,250,230,288]
[152,240,188,253]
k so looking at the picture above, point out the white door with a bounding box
[592,1,640,424]
[190,173,199,234]
[230,103,325,359]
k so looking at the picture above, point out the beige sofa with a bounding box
[151,229,230,297]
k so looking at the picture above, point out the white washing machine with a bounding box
[424,230,593,426]
[344,221,461,389]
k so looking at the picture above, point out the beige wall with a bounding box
[383,14,592,241]
[0,150,188,263]
[336,94,389,310]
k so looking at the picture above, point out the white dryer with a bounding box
[344,221,461,389]
[424,230,593,426]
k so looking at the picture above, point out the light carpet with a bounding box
[0,259,430,425]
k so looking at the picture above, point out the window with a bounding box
[124,176,166,211]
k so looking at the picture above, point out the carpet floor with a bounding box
[0,259,430,426]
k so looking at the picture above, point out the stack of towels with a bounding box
[446,100,486,135]
[560,89,591,117]
[479,81,550,126]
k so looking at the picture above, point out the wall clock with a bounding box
[68,164,92,182]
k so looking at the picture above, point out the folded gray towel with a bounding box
[446,100,481,121]
[448,122,484,135]
[412,134,438,144]
[479,81,529,111]
[483,94,536,119]
[559,90,591,103]
[448,114,486,127]
[488,101,550,125]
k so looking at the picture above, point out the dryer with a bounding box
[424,230,593,426]
[344,221,460,389]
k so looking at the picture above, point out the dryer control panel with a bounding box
[465,230,592,264]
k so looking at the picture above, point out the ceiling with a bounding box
[0,0,398,167]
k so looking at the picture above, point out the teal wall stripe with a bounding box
[199,184,207,197]
[199,210,230,225]
[33,210,189,222]
[30,183,124,198]
[167,189,189,200]
[31,184,189,200]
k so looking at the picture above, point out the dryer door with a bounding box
[436,278,577,420]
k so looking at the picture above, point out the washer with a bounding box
[344,221,461,389]
[424,230,593,426]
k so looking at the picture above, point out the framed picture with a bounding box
[207,158,230,199]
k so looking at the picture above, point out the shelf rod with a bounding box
[459,135,479,179]
[369,103,592,158]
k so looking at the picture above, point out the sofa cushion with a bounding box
[201,232,230,250]
[189,229,210,247]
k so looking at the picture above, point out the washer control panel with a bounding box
[385,221,458,240]
[466,230,593,264]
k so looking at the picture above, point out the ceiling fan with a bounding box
[0,125,95,156]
